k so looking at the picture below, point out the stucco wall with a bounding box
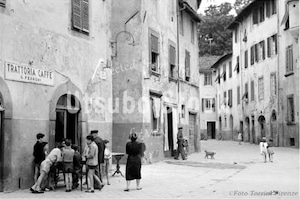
[0,0,112,191]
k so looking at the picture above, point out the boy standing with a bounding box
[72,144,81,189]
[259,137,268,163]
[33,133,46,183]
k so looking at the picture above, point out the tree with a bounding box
[198,3,234,56]
[234,0,254,14]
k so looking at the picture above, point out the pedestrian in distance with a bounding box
[238,131,242,145]
[90,130,105,189]
[33,133,46,183]
[85,135,102,193]
[174,126,186,160]
[71,144,81,189]
[267,139,274,162]
[103,140,112,185]
[259,137,268,163]
[62,139,75,192]
[30,143,64,194]
[124,132,143,191]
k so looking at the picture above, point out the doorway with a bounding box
[207,121,216,139]
[229,115,233,140]
[239,121,243,141]
[55,94,80,146]
[167,107,174,156]
[245,117,250,142]
[251,115,255,143]
[0,96,3,192]
[270,110,278,146]
[189,113,196,153]
[258,115,266,139]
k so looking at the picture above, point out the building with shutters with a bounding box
[110,0,201,162]
[198,56,219,140]
[0,0,112,191]
[228,0,299,147]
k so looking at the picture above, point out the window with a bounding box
[224,92,227,107]
[229,61,232,78]
[270,73,276,97]
[204,73,212,85]
[258,77,264,100]
[245,50,248,68]
[267,34,278,57]
[244,82,249,103]
[72,0,89,34]
[150,96,161,131]
[180,11,184,36]
[235,27,238,43]
[228,89,232,107]
[286,45,293,75]
[272,34,278,55]
[259,4,265,23]
[185,50,190,81]
[149,30,160,74]
[253,7,258,24]
[251,46,255,65]
[191,20,195,44]
[202,98,215,112]
[287,95,295,123]
[271,0,276,15]
[181,105,185,118]
[0,0,5,7]
[169,44,177,78]
[251,80,255,101]
[255,43,259,62]
[266,1,271,17]
[219,94,221,108]
[237,86,240,105]
[260,40,265,60]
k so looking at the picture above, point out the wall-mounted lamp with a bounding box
[110,30,137,59]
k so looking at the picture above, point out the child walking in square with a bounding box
[267,139,274,162]
[104,140,112,185]
[259,137,268,163]
[62,139,75,192]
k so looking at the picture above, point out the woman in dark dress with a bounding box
[124,132,142,191]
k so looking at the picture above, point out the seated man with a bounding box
[30,143,64,194]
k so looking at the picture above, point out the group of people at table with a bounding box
[30,130,145,193]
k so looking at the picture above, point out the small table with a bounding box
[111,152,125,177]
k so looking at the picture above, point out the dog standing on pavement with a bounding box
[204,150,216,159]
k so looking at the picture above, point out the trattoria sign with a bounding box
[5,61,54,86]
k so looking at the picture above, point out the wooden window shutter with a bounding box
[251,46,254,65]
[267,37,271,57]
[169,45,176,66]
[185,51,190,78]
[72,0,82,30]
[266,1,270,17]
[151,35,159,53]
[212,98,215,111]
[251,81,254,101]
[286,47,289,72]
[253,8,258,24]
[202,99,204,112]
[0,0,5,7]
[255,44,258,62]
[274,35,278,54]
[81,0,89,33]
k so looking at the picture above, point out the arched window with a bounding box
[55,94,81,145]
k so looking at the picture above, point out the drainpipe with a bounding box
[276,0,281,147]
[176,1,186,126]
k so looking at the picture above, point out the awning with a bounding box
[152,97,161,119]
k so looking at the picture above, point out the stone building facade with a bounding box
[228,0,299,147]
[0,0,112,191]
[110,0,201,162]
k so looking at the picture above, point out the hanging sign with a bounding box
[4,61,54,86]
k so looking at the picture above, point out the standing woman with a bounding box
[124,132,142,191]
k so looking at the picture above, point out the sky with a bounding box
[198,0,236,14]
